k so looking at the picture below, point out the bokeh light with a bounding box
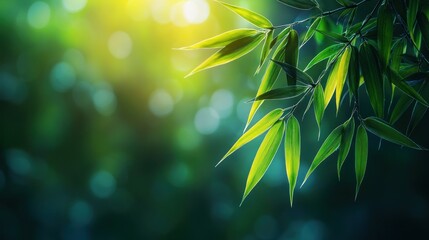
[27,1,51,29]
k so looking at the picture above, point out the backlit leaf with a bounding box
[285,115,300,207]
[337,118,355,180]
[313,84,325,139]
[277,0,318,10]
[273,60,314,84]
[218,108,284,166]
[377,3,394,68]
[217,1,273,29]
[253,86,309,101]
[363,117,422,150]
[355,124,368,200]
[256,30,274,73]
[304,43,345,72]
[186,34,264,77]
[179,29,261,49]
[241,120,285,204]
[301,17,321,48]
[284,29,299,85]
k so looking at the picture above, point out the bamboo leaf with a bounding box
[348,46,360,99]
[417,12,429,47]
[407,0,420,43]
[246,36,290,130]
[256,30,275,73]
[253,86,309,101]
[363,117,422,150]
[315,29,349,43]
[284,29,299,85]
[179,29,261,50]
[217,1,273,29]
[389,93,413,124]
[301,17,321,48]
[272,60,314,84]
[347,18,377,36]
[337,118,355,181]
[186,34,264,77]
[277,0,318,10]
[301,124,343,186]
[304,43,345,71]
[407,101,427,134]
[241,120,285,204]
[271,27,291,48]
[355,124,368,200]
[218,108,284,166]
[313,84,325,139]
[359,42,384,118]
[377,3,394,69]
[388,38,407,111]
[388,69,429,107]
[285,115,300,207]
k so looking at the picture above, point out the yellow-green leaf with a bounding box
[284,29,299,85]
[217,1,273,29]
[337,118,355,181]
[256,30,274,73]
[179,29,261,50]
[313,84,325,139]
[186,34,264,77]
[301,124,343,187]
[218,108,284,166]
[241,120,285,204]
[301,17,321,48]
[355,124,368,200]
[285,115,300,207]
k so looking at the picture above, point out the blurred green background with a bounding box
[1,0,429,239]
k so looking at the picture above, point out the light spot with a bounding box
[6,149,32,176]
[194,107,219,134]
[210,89,234,118]
[27,1,51,29]
[90,171,116,198]
[108,31,133,59]
[151,0,170,24]
[69,200,93,225]
[175,125,201,150]
[50,62,76,92]
[183,0,210,24]
[92,88,117,116]
[149,89,174,117]
[62,0,87,13]
[170,2,188,27]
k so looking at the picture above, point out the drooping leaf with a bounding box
[337,118,355,180]
[363,117,422,150]
[348,46,360,99]
[186,34,264,77]
[304,43,345,71]
[301,17,321,48]
[245,35,289,130]
[407,102,427,134]
[241,120,285,204]
[388,69,429,107]
[389,93,413,124]
[285,115,300,207]
[315,29,349,43]
[179,29,261,49]
[272,60,314,84]
[377,3,394,69]
[256,30,275,73]
[417,12,429,47]
[217,1,273,29]
[284,29,299,85]
[355,124,368,200]
[313,84,325,139]
[359,42,384,118]
[388,38,407,111]
[253,86,309,101]
[277,0,318,10]
[407,0,420,43]
[301,124,343,186]
[218,108,284,166]
[271,27,291,48]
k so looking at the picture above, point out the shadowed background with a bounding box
[1,0,429,239]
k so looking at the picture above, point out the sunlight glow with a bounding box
[62,0,87,13]
[183,0,210,24]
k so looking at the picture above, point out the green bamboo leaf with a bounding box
[271,27,291,48]
[179,29,261,50]
[256,30,275,73]
[272,60,314,84]
[337,118,355,181]
[253,86,309,101]
[304,43,345,71]
[218,108,284,166]
[241,120,285,204]
[186,34,264,77]
[377,3,394,69]
[301,124,343,186]
[389,93,413,124]
[388,69,429,107]
[347,18,377,37]
[301,17,321,48]
[245,36,289,130]
[359,42,384,118]
[417,12,429,47]
[355,124,368,200]
[217,1,273,29]
[315,29,349,43]
[407,0,420,43]
[285,115,300,207]
[363,117,422,150]
[388,38,407,111]
[407,101,427,134]
[277,0,318,10]
[313,84,325,139]
[284,29,299,85]
[348,46,360,99]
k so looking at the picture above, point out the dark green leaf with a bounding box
[363,117,422,150]
[337,118,355,180]
[301,17,321,48]
[217,1,273,29]
[359,42,384,118]
[218,108,284,166]
[241,121,285,204]
[336,0,355,7]
[377,3,394,68]
[313,84,325,139]
[348,46,360,99]
[389,93,413,124]
[253,86,309,101]
[417,12,429,47]
[315,29,349,43]
[347,18,377,36]
[277,0,318,10]
[272,60,314,84]
[407,102,427,134]
[179,29,261,49]
[388,38,407,111]
[355,124,368,200]
[388,69,429,107]
[284,29,299,85]
[407,0,420,43]
[285,116,300,207]
[304,43,345,71]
